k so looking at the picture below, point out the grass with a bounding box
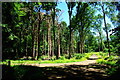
[96,52,118,66]
[1,52,93,66]
[96,52,120,75]
[2,57,87,66]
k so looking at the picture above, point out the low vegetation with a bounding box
[96,52,120,75]
[1,52,93,66]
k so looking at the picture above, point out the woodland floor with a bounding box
[19,54,98,67]
[2,54,120,80]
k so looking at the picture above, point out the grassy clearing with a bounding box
[1,52,93,66]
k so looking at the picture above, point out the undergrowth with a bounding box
[96,52,120,75]
[1,52,93,66]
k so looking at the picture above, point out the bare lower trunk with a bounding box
[69,29,72,58]
[33,24,37,60]
[47,19,52,58]
[36,34,39,60]
[71,32,74,53]
[32,40,36,59]
[57,26,60,59]
[98,32,103,51]
[78,41,80,53]
[32,27,34,59]
[80,42,84,54]
[98,39,100,52]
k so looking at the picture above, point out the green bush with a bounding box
[97,56,117,66]
[84,53,92,59]
[72,54,84,59]
[107,67,117,75]
[59,56,66,60]
[103,48,108,53]
[40,55,48,60]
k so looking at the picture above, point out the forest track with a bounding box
[19,54,108,80]
[7,54,109,80]
[21,54,98,67]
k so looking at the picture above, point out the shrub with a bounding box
[103,48,108,53]
[107,67,117,75]
[84,53,92,59]
[59,56,66,60]
[41,55,48,60]
[73,54,84,59]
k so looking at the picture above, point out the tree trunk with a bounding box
[32,24,35,59]
[99,32,103,51]
[77,41,80,53]
[101,4,111,56]
[33,24,37,60]
[71,32,74,53]
[57,24,61,59]
[36,13,41,60]
[47,18,52,58]
[79,29,84,54]
[52,7,56,58]
[69,29,72,58]
[98,38,100,52]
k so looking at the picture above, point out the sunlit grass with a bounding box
[1,52,94,66]
[2,57,87,66]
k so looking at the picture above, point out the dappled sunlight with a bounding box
[2,53,120,80]
[2,63,109,80]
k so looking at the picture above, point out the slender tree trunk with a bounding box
[98,39,100,52]
[57,24,60,59]
[35,29,38,60]
[32,25,35,59]
[45,35,47,55]
[31,12,35,59]
[47,18,52,58]
[68,16,72,58]
[71,32,74,53]
[81,42,84,54]
[52,7,56,58]
[33,24,37,60]
[99,32,103,51]
[69,29,72,58]
[79,30,84,54]
[36,13,41,60]
[77,41,80,53]
[68,7,72,59]
[100,37,103,51]
[35,25,39,60]
[66,40,69,55]
[102,4,110,56]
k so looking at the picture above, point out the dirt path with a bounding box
[20,54,109,80]
[22,54,98,67]
[3,54,111,80]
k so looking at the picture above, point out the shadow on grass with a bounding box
[2,63,120,80]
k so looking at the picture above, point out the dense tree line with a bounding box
[2,2,119,60]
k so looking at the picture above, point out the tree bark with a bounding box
[47,18,52,58]
[101,4,111,56]
[36,12,41,60]
[99,32,103,51]
[57,24,61,59]
[52,6,56,58]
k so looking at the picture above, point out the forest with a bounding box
[1,1,120,80]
